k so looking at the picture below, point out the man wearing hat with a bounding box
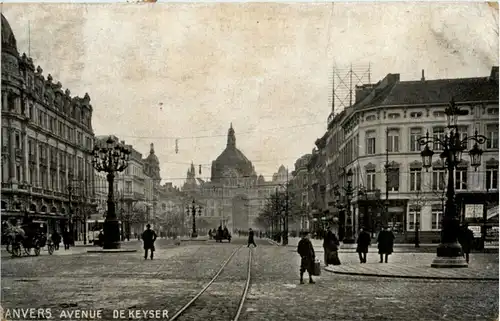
[297,230,316,284]
[141,224,157,260]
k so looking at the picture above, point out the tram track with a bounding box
[169,245,253,321]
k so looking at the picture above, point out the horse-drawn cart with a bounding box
[214,229,231,243]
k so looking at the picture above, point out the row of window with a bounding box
[408,209,442,231]
[365,107,499,122]
[363,167,498,192]
[29,106,92,148]
[365,125,499,155]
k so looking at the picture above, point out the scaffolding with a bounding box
[328,63,372,114]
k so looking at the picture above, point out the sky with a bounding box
[2,3,498,187]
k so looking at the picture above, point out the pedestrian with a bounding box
[247,228,257,247]
[62,229,71,250]
[458,223,475,264]
[51,230,61,251]
[141,224,157,260]
[356,227,371,263]
[377,227,395,263]
[98,230,104,247]
[297,231,316,284]
[323,226,340,266]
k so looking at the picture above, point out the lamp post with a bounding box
[418,98,486,268]
[91,136,131,249]
[186,199,202,238]
[343,169,355,244]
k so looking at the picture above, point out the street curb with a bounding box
[324,268,499,281]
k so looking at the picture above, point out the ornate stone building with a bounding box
[1,14,95,235]
[306,67,499,243]
[181,124,289,233]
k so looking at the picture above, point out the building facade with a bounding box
[308,67,499,242]
[1,14,95,237]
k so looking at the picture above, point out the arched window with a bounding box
[41,205,47,213]
[51,207,57,214]
[1,201,6,210]
[30,204,37,212]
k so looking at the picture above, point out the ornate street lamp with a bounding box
[418,99,487,268]
[343,168,355,244]
[91,136,131,249]
[186,199,202,238]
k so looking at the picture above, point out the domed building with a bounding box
[181,123,289,233]
[1,14,96,240]
[210,123,256,183]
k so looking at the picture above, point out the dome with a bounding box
[211,124,255,181]
[1,14,19,56]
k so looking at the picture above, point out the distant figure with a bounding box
[248,228,256,247]
[209,229,213,239]
[98,231,104,247]
[51,230,61,251]
[356,227,371,264]
[377,227,395,263]
[458,223,475,264]
[297,231,315,284]
[62,229,71,250]
[323,226,339,267]
[141,224,157,260]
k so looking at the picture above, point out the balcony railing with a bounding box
[32,187,43,194]
[43,189,53,196]
[1,182,11,189]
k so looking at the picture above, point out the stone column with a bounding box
[2,91,7,110]
[24,132,29,185]
[9,127,16,183]
[56,146,60,191]
[46,143,51,190]
[36,140,40,187]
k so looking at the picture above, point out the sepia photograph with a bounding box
[0,2,499,320]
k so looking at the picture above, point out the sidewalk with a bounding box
[322,252,499,280]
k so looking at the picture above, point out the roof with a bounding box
[380,77,499,106]
[1,14,18,56]
[357,73,498,109]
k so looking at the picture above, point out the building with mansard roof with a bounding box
[307,67,498,243]
[181,124,289,233]
[1,14,95,238]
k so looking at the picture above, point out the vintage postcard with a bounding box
[0,2,498,321]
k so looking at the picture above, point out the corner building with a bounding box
[1,14,95,234]
[318,68,499,242]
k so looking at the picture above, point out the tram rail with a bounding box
[169,245,253,321]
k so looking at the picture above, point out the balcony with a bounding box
[43,189,53,196]
[1,182,11,189]
[54,191,66,198]
[32,187,43,194]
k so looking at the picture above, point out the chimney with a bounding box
[421,69,425,81]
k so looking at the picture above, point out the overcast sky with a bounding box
[2,3,498,187]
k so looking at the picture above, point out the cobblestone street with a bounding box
[1,238,498,321]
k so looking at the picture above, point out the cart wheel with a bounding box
[34,246,41,256]
[24,246,32,255]
[48,245,54,255]
[12,245,21,257]
[6,241,12,254]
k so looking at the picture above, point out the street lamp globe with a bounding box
[469,143,483,170]
[421,145,434,170]
[346,168,353,182]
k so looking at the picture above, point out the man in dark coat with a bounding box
[51,230,61,250]
[458,223,475,264]
[247,228,257,247]
[141,224,157,260]
[297,231,316,284]
[323,226,339,266]
[356,227,371,263]
[377,227,395,263]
